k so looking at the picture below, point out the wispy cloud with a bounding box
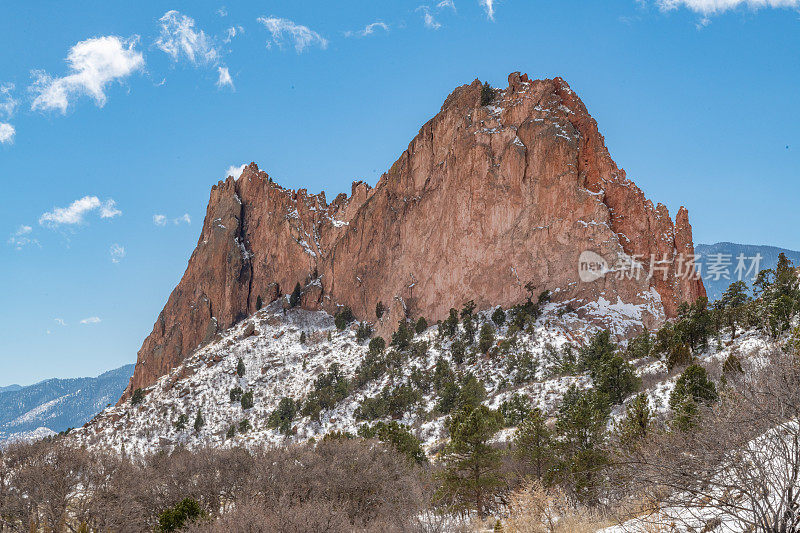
[257,17,328,53]
[30,36,144,114]
[224,25,244,43]
[80,316,101,325]
[417,6,443,29]
[0,123,14,144]
[39,196,121,228]
[479,0,497,20]
[216,66,234,89]
[656,0,800,15]
[217,6,228,17]
[54,318,67,326]
[345,21,390,38]
[8,225,39,250]
[154,213,191,226]
[437,0,457,10]
[0,83,17,117]
[156,10,220,65]
[110,243,125,263]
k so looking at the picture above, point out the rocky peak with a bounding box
[121,72,705,401]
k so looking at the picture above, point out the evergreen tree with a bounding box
[480,82,496,106]
[592,354,640,405]
[375,300,386,319]
[226,425,236,439]
[289,282,302,308]
[268,397,297,435]
[669,364,718,431]
[624,330,652,360]
[130,388,144,406]
[358,421,427,464]
[193,410,205,433]
[174,414,188,431]
[554,386,610,503]
[158,498,206,532]
[241,390,254,410]
[579,330,617,372]
[299,331,306,344]
[439,308,459,338]
[356,321,373,342]
[491,307,506,327]
[478,322,496,353]
[256,295,263,310]
[238,419,252,433]
[391,320,413,350]
[675,297,713,352]
[715,281,750,340]
[236,357,246,378]
[617,393,651,445]
[437,405,504,518]
[368,336,386,355]
[499,393,531,427]
[513,407,553,481]
[229,386,243,403]
[415,316,428,334]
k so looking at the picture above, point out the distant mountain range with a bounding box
[0,364,134,442]
[696,242,800,301]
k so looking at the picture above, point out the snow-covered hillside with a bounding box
[0,365,134,443]
[73,300,771,459]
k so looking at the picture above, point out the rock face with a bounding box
[122,73,705,401]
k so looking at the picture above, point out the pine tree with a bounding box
[480,82,496,106]
[715,281,750,340]
[241,390,254,410]
[554,386,610,503]
[289,282,302,308]
[478,322,496,353]
[513,408,553,481]
[193,410,205,433]
[617,393,651,445]
[415,316,428,334]
[256,295,263,310]
[669,364,717,431]
[158,498,206,532]
[437,405,504,518]
[491,307,506,327]
[592,354,640,405]
[268,397,297,435]
[375,300,386,319]
[174,414,188,431]
[236,357,246,378]
[130,388,145,406]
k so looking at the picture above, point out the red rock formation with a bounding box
[121,73,705,400]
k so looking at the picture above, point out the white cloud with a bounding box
[154,213,191,226]
[416,6,443,29]
[345,21,390,38]
[54,318,67,326]
[224,25,244,43]
[438,0,457,9]
[216,66,234,89]
[479,0,497,20]
[110,243,126,263]
[39,196,121,228]
[257,17,329,53]
[0,83,17,117]
[174,213,191,225]
[80,317,101,325]
[156,10,220,65]
[99,199,121,218]
[30,36,144,114]
[225,163,246,180]
[153,214,167,226]
[7,225,38,250]
[656,0,800,14]
[0,123,14,144]
[217,7,228,17]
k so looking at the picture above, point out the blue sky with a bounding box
[1,0,798,386]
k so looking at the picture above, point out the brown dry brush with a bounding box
[611,346,800,532]
[0,438,432,533]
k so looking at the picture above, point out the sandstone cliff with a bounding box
[122,73,705,400]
